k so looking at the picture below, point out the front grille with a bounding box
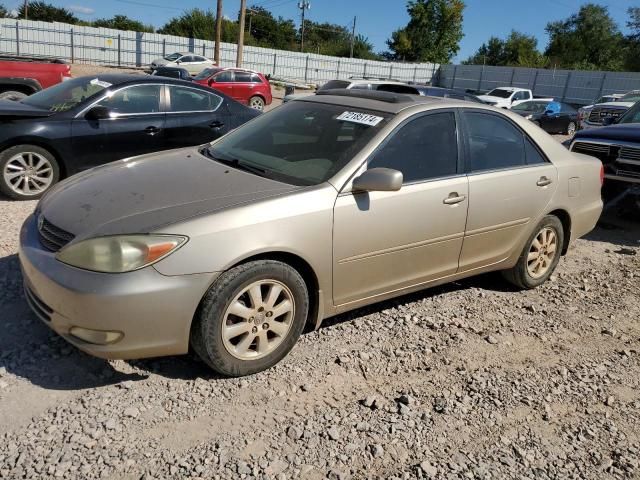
[588,107,626,125]
[572,142,611,163]
[572,141,640,181]
[38,217,75,252]
[620,146,640,162]
[24,285,53,322]
[615,169,640,179]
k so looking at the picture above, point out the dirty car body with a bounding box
[19,90,603,376]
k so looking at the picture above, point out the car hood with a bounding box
[0,99,54,119]
[38,148,301,242]
[151,58,171,66]
[573,124,640,143]
[477,95,506,104]
[596,101,634,109]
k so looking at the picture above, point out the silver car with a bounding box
[150,52,215,75]
[19,91,603,376]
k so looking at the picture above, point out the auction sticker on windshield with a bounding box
[90,78,112,88]
[336,111,383,126]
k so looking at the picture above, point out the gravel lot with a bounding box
[0,122,639,479]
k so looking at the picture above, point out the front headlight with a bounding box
[56,235,187,273]
[525,114,533,120]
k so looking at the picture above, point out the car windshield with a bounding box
[617,101,640,124]
[486,89,513,98]
[21,77,109,112]
[511,101,548,113]
[194,68,221,80]
[621,92,640,102]
[164,53,182,61]
[205,101,390,186]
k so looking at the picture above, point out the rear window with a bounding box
[206,102,390,186]
[320,80,350,91]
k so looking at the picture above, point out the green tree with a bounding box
[624,7,640,71]
[0,3,8,17]
[92,15,154,33]
[18,1,78,23]
[464,31,547,67]
[545,3,624,71]
[245,7,296,50]
[386,0,465,63]
[158,8,236,42]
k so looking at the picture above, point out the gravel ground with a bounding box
[1,138,639,479]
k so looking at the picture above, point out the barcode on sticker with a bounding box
[336,111,383,126]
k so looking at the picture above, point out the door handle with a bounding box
[145,126,160,136]
[209,121,224,129]
[443,192,466,205]
[536,176,552,187]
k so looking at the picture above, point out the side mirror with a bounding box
[175,59,181,64]
[85,105,112,120]
[352,168,403,192]
[544,109,554,115]
[602,116,617,126]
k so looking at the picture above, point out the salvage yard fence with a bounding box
[0,19,439,85]
[438,64,640,106]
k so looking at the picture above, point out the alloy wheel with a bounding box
[3,152,54,196]
[527,227,558,279]
[567,122,576,136]
[221,279,295,360]
[249,97,265,110]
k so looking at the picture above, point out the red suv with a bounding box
[0,56,72,101]
[194,68,272,110]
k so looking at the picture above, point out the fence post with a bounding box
[413,65,418,83]
[117,34,121,67]
[202,44,205,56]
[451,65,458,89]
[162,39,166,58]
[272,53,277,77]
[509,68,516,86]
[336,58,340,77]
[304,55,309,83]
[15,21,19,56]
[363,62,367,78]
[561,71,572,103]
[70,28,74,63]
[478,64,484,91]
[532,69,539,93]
[597,72,608,98]
[389,64,393,80]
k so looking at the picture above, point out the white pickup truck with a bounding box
[478,87,541,109]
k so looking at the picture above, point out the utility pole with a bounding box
[214,0,223,65]
[349,16,356,58]
[236,0,247,67]
[298,1,310,53]
[23,0,28,19]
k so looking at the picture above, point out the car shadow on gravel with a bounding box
[586,210,640,249]
[0,255,148,391]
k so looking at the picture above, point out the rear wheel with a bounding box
[0,90,27,101]
[502,215,564,289]
[0,145,60,200]
[249,96,265,111]
[566,121,576,136]
[191,260,309,376]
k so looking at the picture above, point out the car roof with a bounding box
[302,89,444,114]
[348,79,406,86]
[76,74,209,89]
[215,67,260,74]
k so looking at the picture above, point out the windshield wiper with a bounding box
[201,149,269,177]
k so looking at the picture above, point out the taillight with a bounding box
[600,164,605,186]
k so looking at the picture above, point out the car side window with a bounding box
[235,72,252,83]
[463,112,526,172]
[96,85,162,114]
[525,138,547,165]
[250,74,262,83]
[180,56,194,63]
[169,86,222,112]
[214,71,234,83]
[194,56,206,62]
[368,112,458,183]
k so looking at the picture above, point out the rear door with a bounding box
[71,84,165,169]
[232,71,255,104]
[458,110,557,272]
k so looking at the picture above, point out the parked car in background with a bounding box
[377,84,484,103]
[151,66,193,82]
[580,90,640,130]
[19,90,603,377]
[282,78,410,103]
[571,100,640,185]
[577,93,624,130]
[0,75,260,200]
[150,52,214,75]
[477,87,535,108]
[0,56,72,101]
[512,100,578,135]
[193,67,272,110]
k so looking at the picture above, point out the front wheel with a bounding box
[248,96,265,111]
[566,121,576,136]
[0,90,28,101]
[191,260,309,377]
[502,215,564,289]
[0,145,60,200]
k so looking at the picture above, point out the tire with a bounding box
[191,260,309,377]
[248,95,265,111]
[502,215,564,289]
[0,90,27,101]
[0,145,60,200]
[566,121,576,136]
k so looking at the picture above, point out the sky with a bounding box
[5,0,637,62]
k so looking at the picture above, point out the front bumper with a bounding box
[18,214,217,360]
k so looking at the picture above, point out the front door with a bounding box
[71,84,165,170]
[458,110,558,272]
[333,111,469,307]
[209,71,235,98]
[164,85,230,148]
